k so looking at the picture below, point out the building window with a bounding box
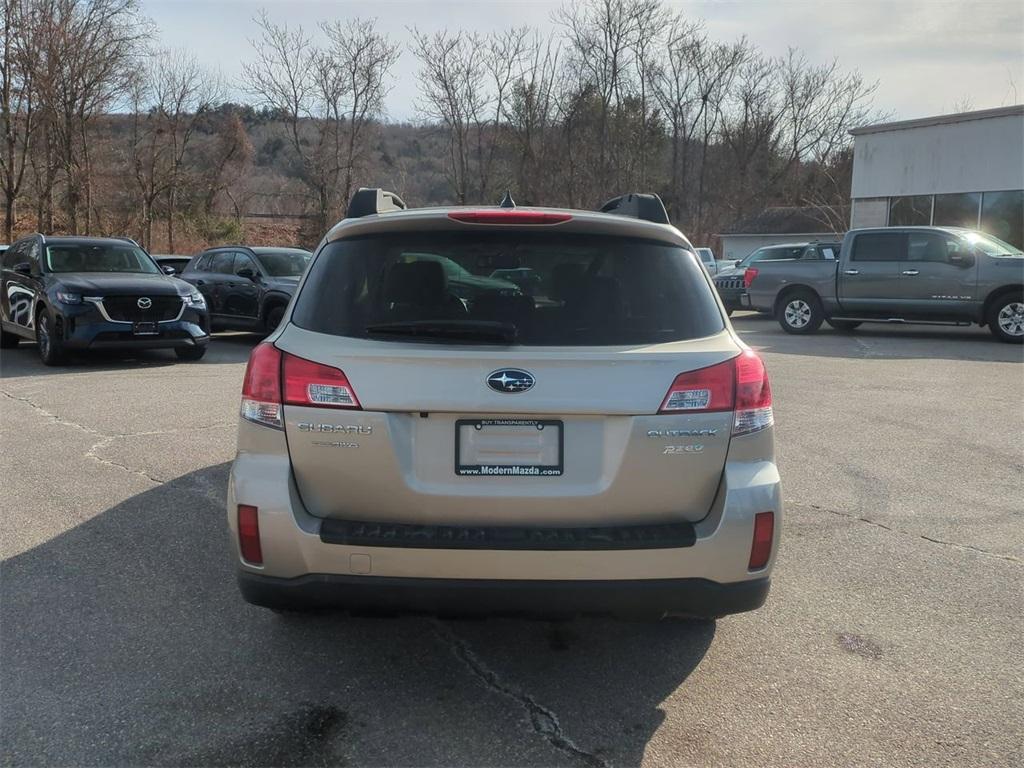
[933,192,981,228]
[980,190,1024,249]
[888,195,931,226]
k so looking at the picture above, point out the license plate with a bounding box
[455,419,563,477]
[132,321,158,335]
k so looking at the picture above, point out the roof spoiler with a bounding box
[347,187,407,219]
[598,193,670,225]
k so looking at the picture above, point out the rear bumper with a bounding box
[238,571,770,619]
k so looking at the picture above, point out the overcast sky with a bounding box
[143,0,1023,125]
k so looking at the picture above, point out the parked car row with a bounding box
[0,234,312,365]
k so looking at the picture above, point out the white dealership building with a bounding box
[849,105,1024,248]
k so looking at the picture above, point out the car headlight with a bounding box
[56,291,82,305]
[182,289,206,308]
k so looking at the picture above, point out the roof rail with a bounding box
[347,187,407,218]
[598,193,670,225]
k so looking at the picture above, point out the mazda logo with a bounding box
[137,297,152,309]
[486,369,535,393]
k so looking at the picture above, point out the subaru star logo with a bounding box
[487,368,535,393]
[137,297,152,309]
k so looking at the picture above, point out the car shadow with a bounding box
[2,464,714,767]
[732,317,1024,363]
[0,334,263,379]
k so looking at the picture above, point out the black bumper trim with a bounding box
[238,572,770,619]
[319,517,697,551]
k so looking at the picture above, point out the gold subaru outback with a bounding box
[226,189,781,619]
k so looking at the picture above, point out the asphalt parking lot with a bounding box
[2,314,1022,767]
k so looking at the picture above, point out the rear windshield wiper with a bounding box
[364,320,518,344]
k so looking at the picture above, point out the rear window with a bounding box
[291,231,724,346]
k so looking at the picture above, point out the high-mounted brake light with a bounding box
[659,350,773,435]
[743,267,759,289]
[237,504,263,565]
[241,342,283,429]
[283,353,361,409]
[748,511,774,570]
[447,210,572,225]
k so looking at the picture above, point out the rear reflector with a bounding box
[283,352,361,409]
[241,342,283,429]
[744,267,759,288]
[447,210,572,225]
[748,511,774,569]
[659,349,773,435]
[238,504,263,565]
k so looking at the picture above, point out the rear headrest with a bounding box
[383,261,447,305]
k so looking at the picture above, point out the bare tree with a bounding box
[33,0,147,233]
[0,0,40,240]
[245,12,397,231]
[128,50,219,249]
[409,28,486,203]
[321,18,399,205]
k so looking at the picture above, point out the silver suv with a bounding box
[227,189,781,619]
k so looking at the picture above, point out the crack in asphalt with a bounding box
[431,620,609,768]
[1,388,231,500]
[802,502,1020,564]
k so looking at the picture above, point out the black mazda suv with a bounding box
[0,234,210,365]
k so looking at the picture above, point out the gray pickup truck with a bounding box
[745,226,1024,343]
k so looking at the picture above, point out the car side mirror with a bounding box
[949,252,975,268]
[161,265,177,275]
[236,267,257,280]
[13,262,32,276]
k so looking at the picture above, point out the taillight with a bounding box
[733,350,773,434]
[282,352,360,409]
[237,504,263,565]
[748,511,774,569]
[241,342,283,428]
[447,210,572,225]
[743,267,759,288]
[659,350,773,435]
[659,360,735,413]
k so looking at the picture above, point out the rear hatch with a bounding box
[276,220,739,527]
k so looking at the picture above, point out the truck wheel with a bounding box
[826,319,862,332]
[36,310,67,366]
[988,293,1024,343]
[777,291,824,334]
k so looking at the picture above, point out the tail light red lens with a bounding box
[447,210,572,225]
[660,360,735,413]
[748,511,774,569]
[733,350,773,434]
[283,353,360,409]
[241,342,283,428]
[743,267,759,288]
[237,504,263,565]
[240,344,361,428]
[659,350,773,435]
